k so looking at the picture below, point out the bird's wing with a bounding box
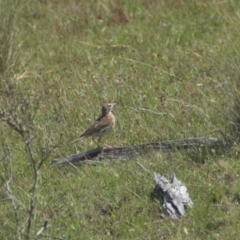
[80,118,113,137]
[70,114,115,144]
[70,121,111,144]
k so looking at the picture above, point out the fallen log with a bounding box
[52,137,226,165]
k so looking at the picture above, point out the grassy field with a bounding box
[1,0,240,239]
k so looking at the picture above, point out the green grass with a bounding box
[1,0,240,239]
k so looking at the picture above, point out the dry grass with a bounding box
[1,0,240,239]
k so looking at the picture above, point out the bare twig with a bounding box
[25,138,61,239]
[0,115,61,239]
[25,141,38,240]
[36,221,49,237]
[0,110,25,139]
[2,143,21,240]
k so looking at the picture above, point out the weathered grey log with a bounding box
[52,137,226,165]
[154,172,193,218]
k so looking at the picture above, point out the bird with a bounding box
[70,103,116,146]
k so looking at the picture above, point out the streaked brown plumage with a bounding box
[71,103,116,145]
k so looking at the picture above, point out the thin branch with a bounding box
[0,110,25,139]
[2,143,21,240]
[0,197,11,202]
[25,141,38,240]
[36,221,49,237]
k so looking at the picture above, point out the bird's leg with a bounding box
[97,136,113,149]
[98,136,102,145]
[98,136,106,148]
[101,136,114,149]
[92,137,102,148]
[92,137,97,145]
[93,136,114,149]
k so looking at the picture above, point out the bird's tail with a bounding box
[70,137,82,144]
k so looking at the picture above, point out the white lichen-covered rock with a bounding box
[154,172,193,218]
